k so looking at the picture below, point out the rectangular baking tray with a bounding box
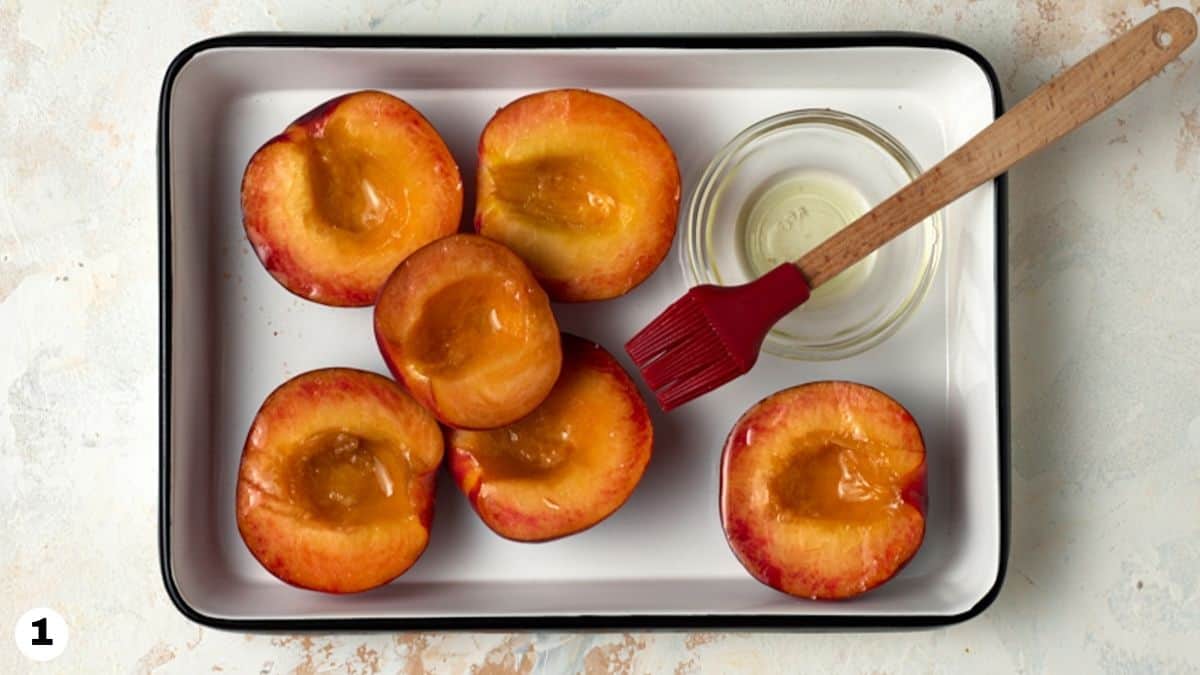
[159,33,1009,630]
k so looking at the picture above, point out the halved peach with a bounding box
[475,89,680,302]
[236,368,443,593]
[242,90,462,306]
[447,334,653,541]
[721,381,927,600]
[374,234,561,429]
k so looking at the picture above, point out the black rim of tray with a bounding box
[158,32,1010,631]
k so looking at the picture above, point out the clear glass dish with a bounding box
[683,109,942,361]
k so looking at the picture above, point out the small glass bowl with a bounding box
[683,109,942,361]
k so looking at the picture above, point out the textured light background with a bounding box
[2,0,1200,673]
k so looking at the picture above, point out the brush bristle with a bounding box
[655,358,742,411]
[625,294,710,363]
[625,291,745,411]
[640,330,726,388]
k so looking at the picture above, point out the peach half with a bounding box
[721,381,927,600]
[242,90,462,307]
[448,334,653,541]
[374,234,562,429]
[236,368,443,593]
[475,88,680,302]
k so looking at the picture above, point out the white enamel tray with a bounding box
[159,34,1009,630]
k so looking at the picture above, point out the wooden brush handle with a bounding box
[796,7,1196,287]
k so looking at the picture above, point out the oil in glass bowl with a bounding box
[683,109,942,360]
[738,170,876,309]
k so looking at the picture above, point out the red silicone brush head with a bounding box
[625,264,811,410]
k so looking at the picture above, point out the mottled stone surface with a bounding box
[3,1,1200,672]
